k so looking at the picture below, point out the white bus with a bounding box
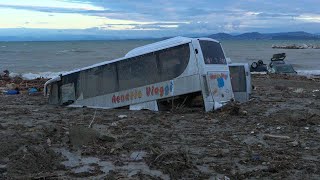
[44,37,235,112]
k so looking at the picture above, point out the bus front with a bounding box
[195,38,234,111]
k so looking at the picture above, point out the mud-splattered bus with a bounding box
[44,37,235,112]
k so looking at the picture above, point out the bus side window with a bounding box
[158,44,190,81]
[118,53,159,91]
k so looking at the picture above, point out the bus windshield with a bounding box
[200,40,226,64]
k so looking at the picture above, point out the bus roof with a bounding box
[125,36,192,58]
[59,36,217,77]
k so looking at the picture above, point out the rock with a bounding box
[293,88,304,93]
[69,126,98,148]
[0,164,7,174]
[289,140,299,147]
[242,110,248,116]
[99,134,116,142]
[46,138,52,147]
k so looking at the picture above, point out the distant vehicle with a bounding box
[229,63,252,103]
[250,60,268,73]
[45,37,235,112]
[250,53,297,74]
[268,53,297,74]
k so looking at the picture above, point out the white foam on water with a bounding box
[297,70,320,77]
[9,71,66,80]
[7,69,320,81]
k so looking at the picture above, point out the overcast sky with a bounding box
[0,0,320,38]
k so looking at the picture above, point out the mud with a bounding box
[0,74,320,179]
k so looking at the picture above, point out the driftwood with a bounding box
[264,134,290,139]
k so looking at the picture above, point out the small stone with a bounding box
[304,127,309,130]
[46,138,52,146]
[242,111,248,115]
[276,126,281,130]
[290,140,299,147]
[293,88,304,93]
[0,164,6,174]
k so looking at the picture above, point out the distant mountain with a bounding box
[236,32,271,40]
[271,31,319,40]
[0,28,319,41]
[208,31,320,40]
[207,33,233,40]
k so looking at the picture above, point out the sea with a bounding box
[1,39,320,79]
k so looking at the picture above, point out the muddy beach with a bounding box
[0,74,320,179]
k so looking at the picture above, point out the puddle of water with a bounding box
[98,161,115,173]
[81,157,100,164]
[74,165,94,174]
[120,162,169,179]
[54,148,81,167]
[54,148,170,179]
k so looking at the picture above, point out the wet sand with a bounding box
[0,74,320,179]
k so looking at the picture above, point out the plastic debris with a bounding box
[28,87,38,95]
[5,89,19,95]
[118,115,127,119]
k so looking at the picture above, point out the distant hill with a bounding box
[208,31,320,40]
[0,28,319,41]
[207,33,234,40]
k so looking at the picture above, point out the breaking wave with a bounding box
[7,69,320,80]
[9,71,67,80]
[296,70,320,77]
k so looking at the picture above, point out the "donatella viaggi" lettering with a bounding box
[112,82,174,104]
